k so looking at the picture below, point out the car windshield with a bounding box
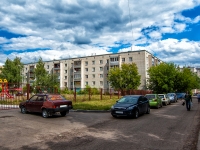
[145,95,155,100]
[48,95,65,101]
[158,95,164,98]
[118,97,138,104]
[167,93,174,97]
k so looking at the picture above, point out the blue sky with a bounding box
[0,0,200,67]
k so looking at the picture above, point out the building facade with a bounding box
[22,50,163,90]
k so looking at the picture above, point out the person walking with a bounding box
[197,93,200,104]
[184,94,192,111]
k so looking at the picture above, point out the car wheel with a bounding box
[60,111,67,117]
[112,114,117,118]
[133,109,139,119]
[21,106,27,114]
[42,109,49,118]
[146,106,150,114]
[165,102,167,106]
[160,103,163,108]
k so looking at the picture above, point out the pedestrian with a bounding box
[184,93,192,111]
[197,93,200,104]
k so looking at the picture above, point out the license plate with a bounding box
[115,111,123,114]
[60,105,67,108]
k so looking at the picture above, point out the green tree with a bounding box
[32,57,59,92]
[175,67,200,93]
[108,63,141,90]
[147,63,178,93]
[0,57,23,87]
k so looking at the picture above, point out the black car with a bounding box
[111,95,150,119]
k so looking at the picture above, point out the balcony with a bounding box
[110,61,119,66]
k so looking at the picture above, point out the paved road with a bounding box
[0,99,200,150]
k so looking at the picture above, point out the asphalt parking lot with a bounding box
[0,99,200,150]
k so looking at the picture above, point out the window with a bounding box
[92,61,95,65]
[74,74,81,79]
[110,57,118,62]
[92,67,95,72]
[47,65,49,69]
[100,81,103,86]
[85,75,88,78]
[122,58,125,62]
[65,70,67,73]
[65,63,67,67]
[99,60,103,64]
[107,66,109,70]
[85,82,88,85]
[85,61,88,66]
[65,76,67,79]
[99,74,103,78]
[100,67,103,71]
[107,59,109,63]
[64,82,67,86]
[129,57,132,62]
[92,81,95,85]
[85,68,88,72]
[92,74,95,78]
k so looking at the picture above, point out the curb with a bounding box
[70,109,110,113]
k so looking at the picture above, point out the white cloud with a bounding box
[0,0,199,67]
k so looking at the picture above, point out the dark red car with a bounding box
[19,94,73,118]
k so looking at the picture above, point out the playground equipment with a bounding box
[0,79,14,98]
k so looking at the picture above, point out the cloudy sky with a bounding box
[0,0,200,67]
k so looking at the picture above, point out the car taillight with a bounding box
[53,105,59,108]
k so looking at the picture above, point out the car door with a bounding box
[142,96,148,112]
[26,95,38,112]
[137,96,145,113]
[34,96,45,112]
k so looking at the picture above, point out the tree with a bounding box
[0,57,23,87]
[32,57,59,92]
[147,63,178,93]
[148,63,200,94]
[175,67,200,93]
[108,63,141,90]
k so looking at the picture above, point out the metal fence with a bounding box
[0,83,152,109]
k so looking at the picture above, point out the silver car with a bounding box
[167,93,178,103]
[158,94,170,106]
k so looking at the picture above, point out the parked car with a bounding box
[167,93,177,103]
[19,94,73,118]
[111,95,150,119]
[145,94,162,108]
[176,93,186,99]
[158,94,170,106]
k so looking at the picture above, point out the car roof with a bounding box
[124,95,143,97]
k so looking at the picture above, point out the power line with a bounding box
[128,0,134,51]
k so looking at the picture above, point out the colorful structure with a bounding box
[0,79,14,98]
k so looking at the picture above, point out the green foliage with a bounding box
[77,85,100,95]
[60,88,74,94]
[108,63,141,90]
[148,63,178,93]
[0,57,23,86]
[0,87,2,92]
[148,63,200,93]
[32,57,59,90]
[72,99,117,110]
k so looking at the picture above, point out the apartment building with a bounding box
[22,50,163,90]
